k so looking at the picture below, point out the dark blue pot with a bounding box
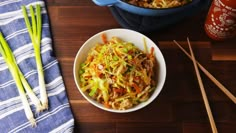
[92,0,202,16]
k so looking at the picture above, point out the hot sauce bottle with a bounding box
[204,0,236,40]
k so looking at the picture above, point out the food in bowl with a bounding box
[123,0,192,8]
[79,34,157,110]
[73,29,166,113]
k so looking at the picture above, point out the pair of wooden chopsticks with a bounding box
[173,38,236,133]
[173,40,236,104]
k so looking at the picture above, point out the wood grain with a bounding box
[46,0,236,132]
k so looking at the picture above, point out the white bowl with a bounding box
[73,28,166,113]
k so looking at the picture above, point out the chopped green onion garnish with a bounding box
[128,55,132,60]
[113,56,118,61]
[79,69,84,74]
[123,48,128,53]
[80,63,86,67]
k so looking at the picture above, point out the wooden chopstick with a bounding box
[173,40,236,104]
[186,38,218,133]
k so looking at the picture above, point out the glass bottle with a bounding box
[204,0,236,40]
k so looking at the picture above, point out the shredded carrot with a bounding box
[101,33,107,44]
[104,102,110,108]
[132,83,141,94]
[148,47,154,58]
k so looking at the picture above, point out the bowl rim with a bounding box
[73,28,166,113]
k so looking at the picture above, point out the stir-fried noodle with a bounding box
[79,35,157,110]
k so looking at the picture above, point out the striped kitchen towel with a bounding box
[0,0,74,132]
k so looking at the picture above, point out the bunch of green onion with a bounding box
[22,4,48,110]
[0,32,40,126]
[0,4,47,127]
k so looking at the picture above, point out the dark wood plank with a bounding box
[70,101,173,123]
[183,122,236,133]
[74,122,116,133]
[51,0,97,6]
[173,102,236,122]
[117,122,182,133]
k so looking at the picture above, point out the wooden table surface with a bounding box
[46,1,236,133]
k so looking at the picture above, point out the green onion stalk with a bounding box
[0,32,39,126]
[22,5,48,110]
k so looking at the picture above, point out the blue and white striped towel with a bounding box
[0,0,74,132]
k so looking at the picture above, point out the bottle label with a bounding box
[205,0,236,39]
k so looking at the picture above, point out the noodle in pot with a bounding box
[123,0,192,8]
